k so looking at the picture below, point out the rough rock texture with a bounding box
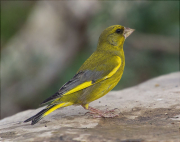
[0,72,180,142]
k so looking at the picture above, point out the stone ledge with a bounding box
[0,72,180,142]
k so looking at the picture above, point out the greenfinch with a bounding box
[24,25,134,125]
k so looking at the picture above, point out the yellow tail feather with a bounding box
[43,102,73,117]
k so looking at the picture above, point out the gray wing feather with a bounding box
[40,70,103,105]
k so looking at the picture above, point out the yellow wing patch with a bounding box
[104,56,121,79]
[64,81,92,96]
[63,56,121,96]
[43,102,73,116]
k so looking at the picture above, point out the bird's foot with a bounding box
[86,106,118,118]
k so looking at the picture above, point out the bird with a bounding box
[24,25,134,125]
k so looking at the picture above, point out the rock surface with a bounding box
[0,72,180,142]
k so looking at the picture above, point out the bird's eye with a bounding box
[116,29,123,34]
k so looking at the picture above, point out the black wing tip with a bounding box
[24,118,41,125]
[24,105,56,125]
[31,117,43,125]
[24,109,47,125]
[24,119,31,123]
[40,92,60,106]
[24,116,34,123]
[24,116,42,125]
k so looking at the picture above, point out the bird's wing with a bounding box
[40,55,121,105]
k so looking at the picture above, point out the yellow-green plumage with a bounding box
[24,25,134,125]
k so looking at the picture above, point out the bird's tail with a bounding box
[24,102,73,125]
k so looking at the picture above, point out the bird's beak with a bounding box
[123,27,135,39]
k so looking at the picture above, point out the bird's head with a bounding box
[97,25,134,50]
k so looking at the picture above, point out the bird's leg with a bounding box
[83,105,118,118]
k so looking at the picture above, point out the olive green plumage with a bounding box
[24,25,134,125]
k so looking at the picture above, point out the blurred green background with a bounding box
[1,1,179,119]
